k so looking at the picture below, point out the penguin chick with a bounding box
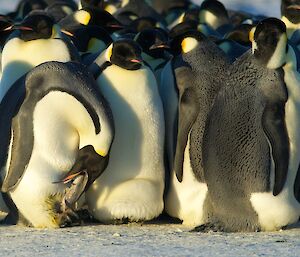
[0,12,79,102]
[202,18,300,232]
[164,30,230,227]
[86,40,165,223]
[0,61,114,228]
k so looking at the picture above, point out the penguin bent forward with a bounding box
[0,61,114,228]
[201,18,300,232]
[86,39,165,223]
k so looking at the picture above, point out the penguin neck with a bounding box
[285,45,298,69]
[282,46,300,195]
[0,37,71,102]
[266,34,288,69]
[282,16,300,38]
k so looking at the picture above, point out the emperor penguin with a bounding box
[86,39,165,223]
[114,0,166,26]
[0,61,114,228]
[134,28,171,83]
[0,12,79,102]
[281,0,300,38]
[201,18,300,232]
[199,0,233,36]
[164,30,230,227]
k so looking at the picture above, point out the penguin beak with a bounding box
[2,25,13,31]
[105,24,125,29]
[12,24,34,31]
[149,43,170,50]
[130,59,143,63]
[61,29,74,37]
[53,170,87,184]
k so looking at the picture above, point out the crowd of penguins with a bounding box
[0,0,300,233]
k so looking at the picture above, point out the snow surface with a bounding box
[0,1,299,257]
[1,222,300,257]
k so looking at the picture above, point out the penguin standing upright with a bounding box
[281,0,300,38]
[164,30,230,227]
[0,61,114,228]
[0,12,79,102]
[134,28,170,82]
[201,18,300,232]
[86,40,165,223]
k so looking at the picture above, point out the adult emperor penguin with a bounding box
[134,28,170,82]
[201,18,300,232]
[0,61,114,228]
[0,11,79,102]
[281,0,300,38]
[199,0,233,35]
[86,39,165,223]
[164,30,230,227]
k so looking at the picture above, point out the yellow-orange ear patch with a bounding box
[74,10,91,25]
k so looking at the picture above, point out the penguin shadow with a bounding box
[1,61,33,83]
[93,73,143,186]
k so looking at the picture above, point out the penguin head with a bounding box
[13,12,59,41]
[249,18,288,69]
[130,17,164,32]
[135,28,170,58]
[225,24,254,47]
[11,0,47,21]
[0,15,13,47]
[105,39,143,70]
[80,0,104,9]
[199,0,229,29]
[169,20,198,39]
[170,29,206,56]
[45,2,77,23]
[182,7,201,23]
[281,0,300,24]
[74,7,124,31]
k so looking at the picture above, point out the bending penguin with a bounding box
[164,30,230,227]
[0,61,114,228]
[86,39,165,223]
[202,18,300,232]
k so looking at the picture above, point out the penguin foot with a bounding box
[191,222,225,233]
[58,208,81,228]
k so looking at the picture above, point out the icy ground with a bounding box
[0,1,298,257]
[0,221,300,257]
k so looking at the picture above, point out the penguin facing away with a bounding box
[202,18,300,232]
[0,61,114,228]
[86,40,165,223]
[164,30,230,227]
[0,12,79,102]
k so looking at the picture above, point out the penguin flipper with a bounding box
[261,102,289,196]
[0,76,26,192]
[173,67,198,182]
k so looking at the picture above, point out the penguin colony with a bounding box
[0,0,299,232]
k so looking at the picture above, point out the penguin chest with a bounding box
[96,65,164,181]
[9,93,89,227]
[166,133,208,227]
[0,38,71,100]
[250,67,300,231]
